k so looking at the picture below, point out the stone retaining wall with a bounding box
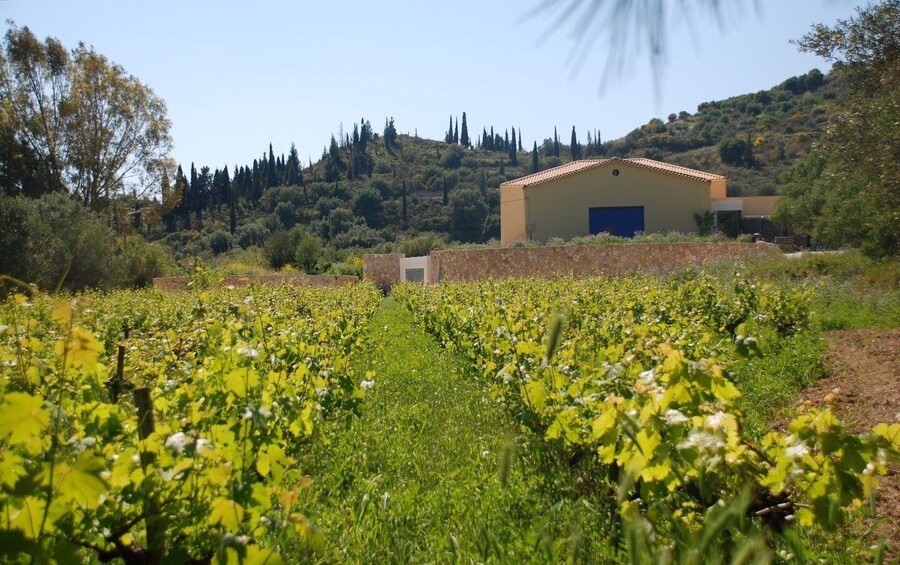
[153,274,358,291]
[362,253,403,292]
[428,243,778,283]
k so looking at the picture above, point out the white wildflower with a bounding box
[784,443,809,459]
[360,379,375,390]
[243,296,254,304]
[242,408,253,420]
[663,409,689,426]
[639,370,656,384]
[196,438,214,454]
[237,347,259,359]
[705,411,729,430]
[258,406,272,419]
[165,432,193,453]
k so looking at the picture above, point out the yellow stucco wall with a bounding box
[500,184,527,244]
[739,196,779,216]
[504,161,713,244]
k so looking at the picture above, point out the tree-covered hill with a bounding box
[151,67,838,263]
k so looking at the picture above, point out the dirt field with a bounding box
[791,329,900,555]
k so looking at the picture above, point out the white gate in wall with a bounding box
[399,256,431,284]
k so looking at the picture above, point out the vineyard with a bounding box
[393,275,899,560]
[1,270,898,562]
[0,282,381,563]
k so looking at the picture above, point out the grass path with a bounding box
[290,299,615,563]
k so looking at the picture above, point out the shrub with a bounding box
[205,230,233,255]
[398,232,446,257]
[235,222,271,249]
[119,237,178,287]
[265,226,323,273]
[0,193,121,291]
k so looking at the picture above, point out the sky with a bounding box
[3,0,859,173]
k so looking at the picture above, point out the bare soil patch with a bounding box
[787,329,900,554]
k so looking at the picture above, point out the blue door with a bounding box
[589,206,645,237]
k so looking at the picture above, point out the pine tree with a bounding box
[532,142,539,173]
[553,127,560,157]
[460,112,470,148]
[571,126,581,160]
[509,128,518,166]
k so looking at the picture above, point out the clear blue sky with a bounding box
[4,0,858,173]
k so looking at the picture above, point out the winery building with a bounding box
[499,157,778,245]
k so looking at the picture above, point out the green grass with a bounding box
[285,299,619,563]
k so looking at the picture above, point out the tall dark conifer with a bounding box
[518,128,523,151]
[509,128,518,166]
[453,118,459,144]
[532,142,539,173]
[460,112,470,148]
[267,144,277,187]
[401,179,408,227]
[553,127,560,157]
[570,126,581,160]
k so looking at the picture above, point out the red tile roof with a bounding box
[500,159,612,188]
[625,158,725,182]
[500,157,724,188]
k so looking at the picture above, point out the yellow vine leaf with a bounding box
[54,453,107,509]
[0,392,50,445]
[209,498,245,531]
[11,496,47,540]
[873,423,900,449]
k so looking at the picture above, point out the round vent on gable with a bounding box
[612,169,620,176]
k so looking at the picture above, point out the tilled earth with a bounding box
[786,329,899,556]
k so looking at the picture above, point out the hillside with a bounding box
[152,68,840,263]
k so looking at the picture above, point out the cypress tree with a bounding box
[499,159,505,176]
[454,118,459,144]
[460,112,470,148]
[490,127,495,151]
[401,179,408,227]
[267,143,277,187]
[223,166,235,234]
[571,126,581,160]
[442,175,449,205]
[532,142,539,173]
[509,128,518,166]
[446,115,454,144]
[286,143,302,186]
[482,128,488,149]
[504,130,509,151]
[190,162,203,229]
[518,128,523,151]
[553,127,560,157]
[175,164,189,229]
